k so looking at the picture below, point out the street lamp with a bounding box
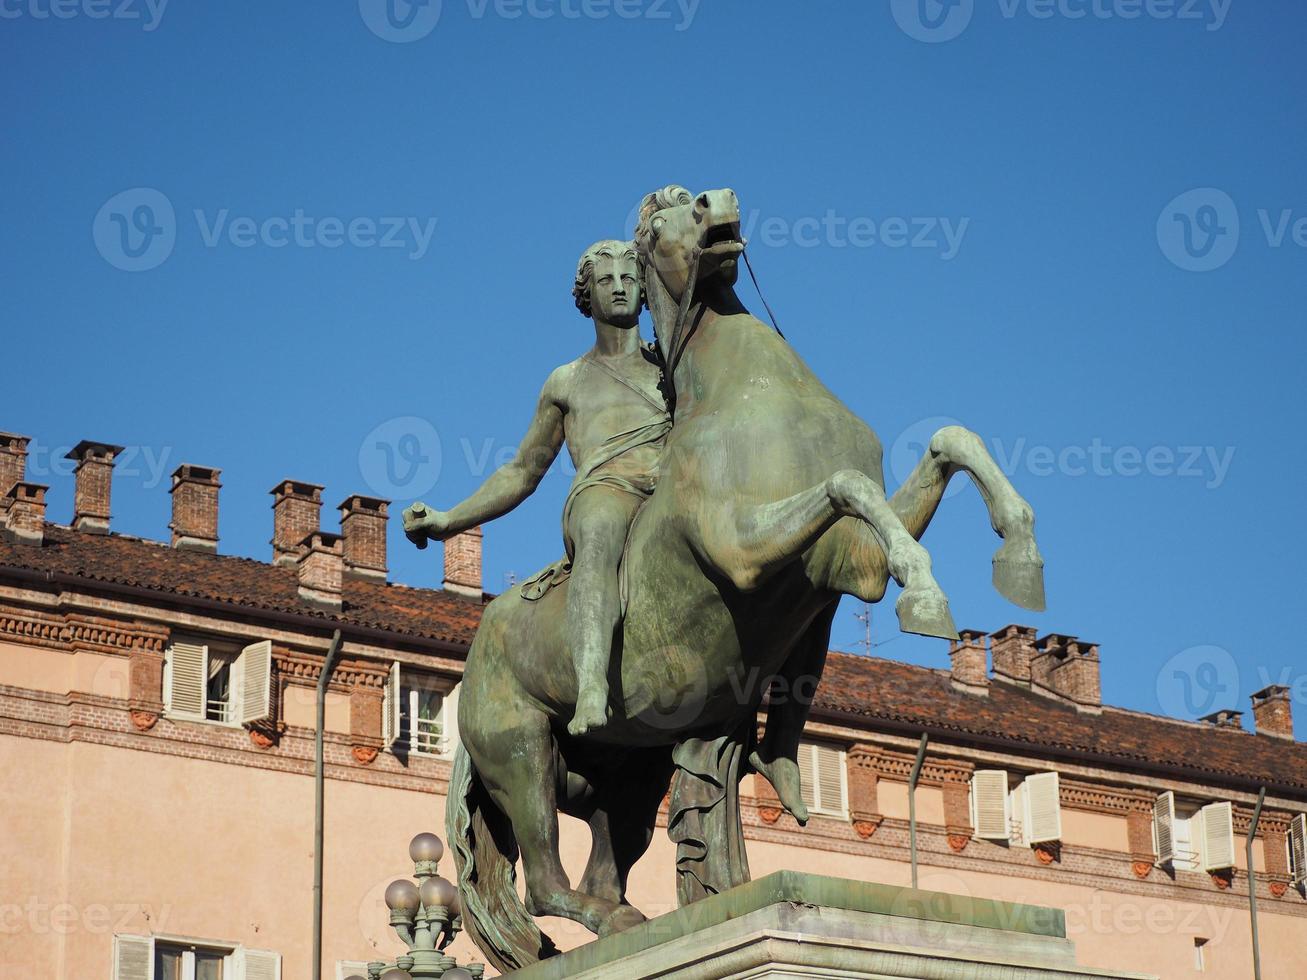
[345,833,483,980]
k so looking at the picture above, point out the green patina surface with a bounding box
[508,871,1066,980]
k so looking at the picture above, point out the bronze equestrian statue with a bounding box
[403,185,1046,974]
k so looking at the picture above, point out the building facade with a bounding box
[1,430,1304,979]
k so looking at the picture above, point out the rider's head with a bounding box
[573,239,642,327]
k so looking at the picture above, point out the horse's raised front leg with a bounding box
[891,425,1046,611]
[702,470,957,639]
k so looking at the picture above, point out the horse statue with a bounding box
[419,185,1046,974]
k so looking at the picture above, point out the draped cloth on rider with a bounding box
[668,728,753,906]
[520,352,671,603]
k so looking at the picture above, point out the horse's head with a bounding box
[634,185,745,305]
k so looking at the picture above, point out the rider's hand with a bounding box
[402,502,452,548]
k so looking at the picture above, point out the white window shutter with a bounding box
[1153,791,1176,865]
[113,935,153,980]
[1024,772,1063,844]
[1290,814,1306,885]
[239,947,281,980]
[165,642,207,719]
[239,640,274,725]
[1200,801,1235,871]
[383,662,402,747]
[797,741,817,809]
[815,744,845,815]
[971,770,1010,840]
[439,683,461,757]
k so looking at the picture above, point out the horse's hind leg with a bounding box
[703,470,956,639]
[891,425,1045,611]
[470,709,634,938]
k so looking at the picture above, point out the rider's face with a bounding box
[590,252,641,328]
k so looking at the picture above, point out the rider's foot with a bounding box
[568,688,610,737]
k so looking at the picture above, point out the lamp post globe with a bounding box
[384,878,421,915]
[419,874,458,910]
[408,832,444,866]
[442,970,475,980]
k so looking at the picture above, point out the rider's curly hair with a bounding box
[572,239,641,318]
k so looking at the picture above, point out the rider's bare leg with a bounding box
[701,469,956,639]
[890,425,1045,610]
[565,489,643,737]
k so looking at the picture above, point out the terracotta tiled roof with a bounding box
[817,650,1307,795]
[0,524,482,648]
[1,525,1302,794]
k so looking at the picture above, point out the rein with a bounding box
[650,242,785,415]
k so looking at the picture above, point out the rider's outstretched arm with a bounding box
[410,371,566,541]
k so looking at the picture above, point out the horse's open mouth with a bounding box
[701,220,744,256]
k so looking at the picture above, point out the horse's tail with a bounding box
[447,744,557,974]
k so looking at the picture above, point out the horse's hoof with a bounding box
[896,587,958,640]
[993,557,1046,612]
[598,905,646,938]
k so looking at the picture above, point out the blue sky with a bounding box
[3,0,1303,735]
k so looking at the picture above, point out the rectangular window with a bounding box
[155,943,229,980]
[1170,804,1203,872]
[164,637,273,728]
[115,935,279,980]
[383,663,459,758]
[796,740,847,817]
[1193,937,1208,972]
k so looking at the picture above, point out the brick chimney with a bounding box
[1250,685,1294,740]
[66,441,124,534]
[443,526,483,599]
[0,432,30,513]
[338,495,389,581]
[1200,708,1245,730]
[270,480,323,566]
[990,624,1037,688]
[949,629,989,696]
[297,531,343,610]
[1033,633,1102,714]
[169,465,221,553]
[4,482,48,545]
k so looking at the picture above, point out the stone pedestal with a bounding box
[508,872,1154,979]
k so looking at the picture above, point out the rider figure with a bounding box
[404,239,670,737]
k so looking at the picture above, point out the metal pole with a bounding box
[1247,786,1266,980]
[908,733,929,889]
[313,630,343,980]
